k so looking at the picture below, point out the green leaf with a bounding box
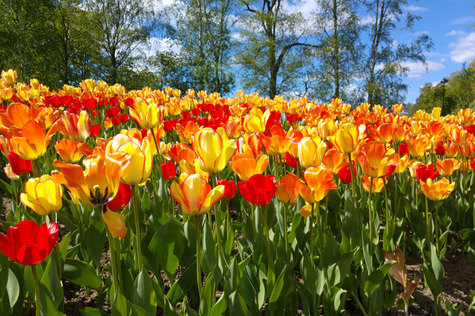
[364,261,395,296]
[269,265,286,303]
[80,307,109,316]
[210,293,227,315]
[134,267,157,316]
[63,258,102,290]
[39,282,65,316]
[83,224,106,266]
[6,269,19,309]
[430,244,444,280]
[423,264,442,298]
[40,256,63,308]
[59,232,72,262]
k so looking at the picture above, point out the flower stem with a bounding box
[132,185,143,269]
[32,265,41,316]
[368,177,375,246]
[195,215,202,299]
[106,225,120,296]
[348,154,356,200]
[425,195,431,247]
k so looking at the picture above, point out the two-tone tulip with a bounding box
[298,136,327,169]
[420,178,454,201]
[59,111,91,142]
[170,173,225,215]
[192,127,237,173]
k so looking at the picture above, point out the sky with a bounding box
[397,0,475,104]
[145,0,475,104]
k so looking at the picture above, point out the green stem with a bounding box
[262,205,272,265]
[368,177,374,246]
[106,224,120,296]
[425,196,431,247]
[435,202,439,250]
[49,214,62,277]
[132,185,143,269]
[31,159,41,178]
[212,176,226,265]
[195,215,202,299]
[32,265,41,316]
[348,154,356,200]
[150,126,162,176]
[351,291,368,316]
[283,204,289,256]
[310,203,315,265]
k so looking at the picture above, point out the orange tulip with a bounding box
[10,120,57,160]
[176,121,200,144]
[170,173,225,215]
[435,158,461,177]
[229,151,269,180]
[360,176,385,193]
[0,103,41,129]
[356,142,396,178]
[371,123,394,144]
[276,173,302,205]
[261,125,287,156]
[55,139,93,163]
[102,208,127,240]
[299,166,337,203]
[192,127,237,173]
[322,148,347,173]
[420,178,454,201]
[406,136,430,158]
[392,104,403,115]
[52,150,126,206]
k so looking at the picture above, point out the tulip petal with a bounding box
[201,185,225,213]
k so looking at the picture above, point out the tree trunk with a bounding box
[332,0,339,99]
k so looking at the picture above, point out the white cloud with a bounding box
[449,32,475,64]
[403,5,427,12]
[451,16,475,25]
[401,61,445,78]
[445,30,466,37]
[359,15,375,26]
[282,0,317,19]
[440,58,447,62]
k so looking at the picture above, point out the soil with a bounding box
[2,194,474,315]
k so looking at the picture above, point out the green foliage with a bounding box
[410,60,475,115]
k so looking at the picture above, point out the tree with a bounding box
[362,0,433,106]
[410,60,475,115]
[168,0,235,94]
[312,0,363,101]
[85,0,156,85]
[237,0,319,98]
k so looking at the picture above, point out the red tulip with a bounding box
[285,152,298,168]
[8,151,32,175]
[90,124,101,137]
[0,220,58,266]
[107,182,132,211]
[416,164,439,182]
[338,162,356,184]
[238,174,277,206]
[471,157,475,170]
[218,179,237,199]
[161,161,177,180]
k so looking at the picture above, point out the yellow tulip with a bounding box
[102,209,127,240]
[420,178,455,201]
[333,123,359,153]
[20,175,63,215]
[298,136,327,169]
[192,127,237,173]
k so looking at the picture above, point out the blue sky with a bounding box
[396,0,475,103]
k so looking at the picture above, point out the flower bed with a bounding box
[0,69,474,315]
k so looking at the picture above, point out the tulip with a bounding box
[1,69,17,86]
[333,123,359,153]
[55,139,92,163]
[161,161,177,180]
[238,174,277,206]
[261,125,286,156]
[415,164,439,182]
[10,119,57,160]
[338,163,356,183]
[20,175,63,216]
[361,176,385,193]
[229,152,269,180]
[107,182,132,211]
[420,178,455,201]
[356,142,396,179]
[129,99,165,129]
[300,166,337,203]
[59,111,91,142]
[285,152,298,168]
[0,220,58,266]
[276,173,302,205]
[435,158,461,177]
[106,133,153,186]
[170,173,225,215]
[8,151,32,175]
[406,136,430,158]
[52,151,126,206]
[243,108,271,133]
[217,179,237,199]
[322,148,347,173]
[102,208,127,240]
[298,136,327,169]
[4,164,19,180]
[0,102,41,129]
[193,127,237,173]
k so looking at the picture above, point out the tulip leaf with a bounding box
[364,261,394,296]
[133,267,156,316]
[210,293,228,315]
[269,265,286,303]
[40,256,63,308]
[6,269,19,309]
[80,307,109,316]
[39,282,65,316]
[63,258,102,290]
[423,264,442,298]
